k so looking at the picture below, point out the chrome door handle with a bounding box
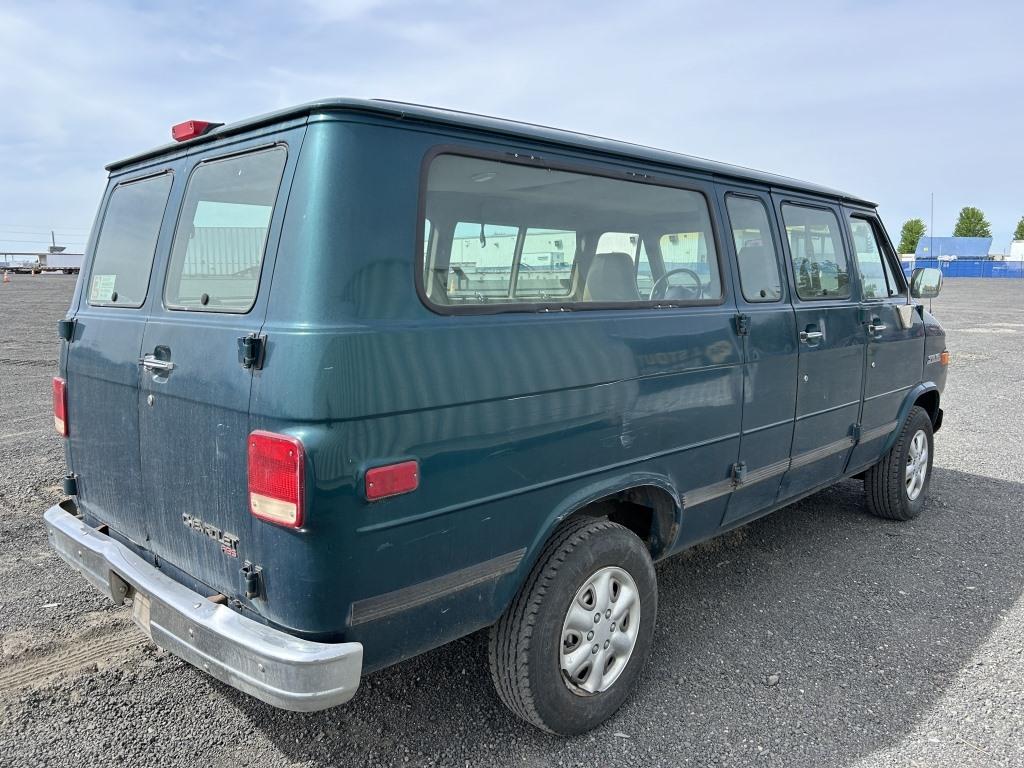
[799,330,823,342]
[868,323,887,334]
[139,355,174,373]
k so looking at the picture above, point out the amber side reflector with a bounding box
[940,350,950,366]
[365,461,419,501]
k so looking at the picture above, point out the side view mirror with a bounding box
[910,267,942,299]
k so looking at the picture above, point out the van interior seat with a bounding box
[582,252,641,302]
[738,244,782,300]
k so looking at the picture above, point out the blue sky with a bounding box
[1,0,1022,255]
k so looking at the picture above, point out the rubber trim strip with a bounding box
[682,478,735,508]
[741,457,792,486]
[682,424,889,511]
[684,456,791,509]
[860,420,898,443]
[789,436,856,470]
[348,547,527,626]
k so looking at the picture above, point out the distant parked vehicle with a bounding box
[46,99,949,734]
[33,253,83,273]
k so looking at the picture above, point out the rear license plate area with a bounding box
[131,591,152,635]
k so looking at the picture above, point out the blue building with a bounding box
[914,237,992,259]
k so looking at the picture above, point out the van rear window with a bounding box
[422,154,721,310]
[164,147,287,313]
[87,173,172,307]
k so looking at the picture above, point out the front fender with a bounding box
[881,382,940,455]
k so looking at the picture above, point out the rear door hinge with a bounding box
[241,561,263,599]
[238,333,266,370]
[735,313,751,336]
[851,423,861,442]
[57,318,76,342]
[732,461,747,484]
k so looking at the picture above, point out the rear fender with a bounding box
[501,471,682,609]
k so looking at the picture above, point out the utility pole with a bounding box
[930,192,934,265]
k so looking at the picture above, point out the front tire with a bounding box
[864,405,934,521]
[488,518,657,734]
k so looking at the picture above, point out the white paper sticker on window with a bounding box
[89,274,116,302]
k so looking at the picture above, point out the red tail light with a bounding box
[52,376,67,436]
[171,120,222,142]
[248,431,305,527]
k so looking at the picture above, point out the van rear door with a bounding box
[65,168,178,546]
[136,133,298,598]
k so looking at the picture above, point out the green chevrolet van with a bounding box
[45,99,948,734]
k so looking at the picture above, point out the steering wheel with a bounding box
[649,268,703,301]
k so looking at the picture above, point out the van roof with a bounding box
[107,98,875,207]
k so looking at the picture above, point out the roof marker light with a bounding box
[171,120,223,142]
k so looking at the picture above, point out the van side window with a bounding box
[164,147,287,313]
[423,219,433,262]
[781,204,850,299]
[517,228,576,297]
[724,195,782,302]
[87,173,172,307]
[448,222,520,299]
[849,217,904,299]
[422,154,722,309]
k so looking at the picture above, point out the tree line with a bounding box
[897,209,1024,254]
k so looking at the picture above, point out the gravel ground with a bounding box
[1,275,1022,767]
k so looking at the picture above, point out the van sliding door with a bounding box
[716,186,797,525]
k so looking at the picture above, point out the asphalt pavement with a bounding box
[1,275,1021,767]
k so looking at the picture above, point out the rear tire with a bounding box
[864,406,934,521]
[488,518,657,735]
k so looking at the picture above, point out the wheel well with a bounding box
[914,390,940,427]
[564,485,678,560]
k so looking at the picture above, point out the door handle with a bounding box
[867,322,887,334]
[799,330,823,342]
[139,355,175,373]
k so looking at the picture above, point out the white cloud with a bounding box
[1,0,1023,251]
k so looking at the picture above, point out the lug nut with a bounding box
[594,613,601,623]
[610,622,616,631]
[605,609,612,618]
[587,631,594,641]
[604,640,610,649]
[592,644,599,655]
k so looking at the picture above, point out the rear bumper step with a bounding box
[43,502,362,711]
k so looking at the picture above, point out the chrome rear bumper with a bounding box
[43,502,362,711]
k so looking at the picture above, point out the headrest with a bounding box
[583,252,641,302]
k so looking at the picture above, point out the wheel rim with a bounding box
[905,429,929,501]
[559,566,640,696]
